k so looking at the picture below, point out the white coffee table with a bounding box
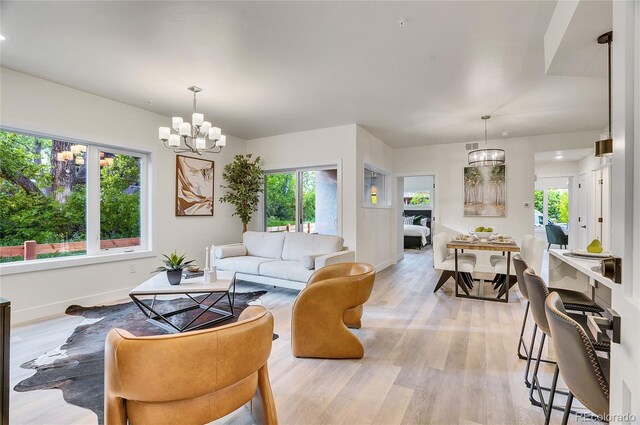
[129,270,236,333]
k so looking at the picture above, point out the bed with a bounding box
[403,209,432,249]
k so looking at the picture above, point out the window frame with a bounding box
[362,162,391,208]
[0,126,153,275]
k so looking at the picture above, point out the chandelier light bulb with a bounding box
[179,122,191,136]
[159,126,170,141]
[192,112,204,127]
[168,134,180,147]
[218,135,227,147]
[201,121,212,134]
[209,127,221,140]
[172,117,183,131]
[195,137,206,149]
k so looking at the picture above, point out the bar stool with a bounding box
[545,292,610,425]
[513,255,605,389]
[523,269,609,414]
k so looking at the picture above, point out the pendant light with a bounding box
[468,115,505,167]
[595,31,613,157]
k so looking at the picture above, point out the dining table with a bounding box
[446,239,520,303]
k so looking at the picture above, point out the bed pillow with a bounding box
[420,217,429,227]
[412,215,424,225]
[403,216,415,225]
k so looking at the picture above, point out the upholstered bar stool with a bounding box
[432,233,477,294]
[514,255,605,388]
[523,269,609,415]
[545,292,610,425]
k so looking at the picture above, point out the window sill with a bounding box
[0,250,156,276]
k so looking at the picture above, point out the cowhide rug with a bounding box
[15,291,275,424]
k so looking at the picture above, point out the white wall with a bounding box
[403,175,434,193]
[0,68,247,323]
[356,125,394,271]
[535,160,579,177]
[246,124,358,252]
[393,130,598,270]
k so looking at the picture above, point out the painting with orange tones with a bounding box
[176,155,214,216]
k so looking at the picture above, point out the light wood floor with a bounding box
[10,247,585,425]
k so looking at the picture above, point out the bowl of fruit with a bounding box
[473,226,495,240]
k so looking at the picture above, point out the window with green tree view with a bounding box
[0,129,148,264]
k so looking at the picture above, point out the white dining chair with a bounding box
[432,233,477,294]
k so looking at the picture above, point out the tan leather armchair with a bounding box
[291,262,376,359]
[104,306,277,425]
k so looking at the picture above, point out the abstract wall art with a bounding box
[176,155,214,216]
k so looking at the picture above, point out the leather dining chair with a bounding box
[104,306,277,425]
[523,269,609,417]
[432,232,477,294]
[545,292,610,425]
[291,262,375,359]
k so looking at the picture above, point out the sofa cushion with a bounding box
[302,254,322,270]
[281,233,344,262]
[215,256,277,275]
[259,260,315,283]
[242,231,285,259]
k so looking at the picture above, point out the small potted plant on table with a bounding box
[154,251,194,285]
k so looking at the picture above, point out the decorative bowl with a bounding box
[474,231,494,239]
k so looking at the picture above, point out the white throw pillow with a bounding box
[403,216,415,225]
[214,245,247,259]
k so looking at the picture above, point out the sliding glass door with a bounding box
[265,168,337,235]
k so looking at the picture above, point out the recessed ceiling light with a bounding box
[397,18,407,28]
[554,155,564,160]
[0,34,6,41]
[501,131,510,136]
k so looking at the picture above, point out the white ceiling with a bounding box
[535,148,593,163]
[0,1,611,147]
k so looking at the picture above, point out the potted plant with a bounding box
[219,154,264,232]
[154,251,194,285]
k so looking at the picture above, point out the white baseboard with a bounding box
[396,253,405,262]
[375,258,393,272]
[12,286,135,325]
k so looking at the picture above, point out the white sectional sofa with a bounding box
[213,231,355,290]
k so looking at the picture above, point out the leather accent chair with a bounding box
[291,262,375,359]
[545,224,568,250]
[104,306,277,425]
[545,292,609,425]
[523,269,609,420]
[432,232,477,294]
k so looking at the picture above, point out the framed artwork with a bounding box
[176,155,214,216]
[463,164,506,217]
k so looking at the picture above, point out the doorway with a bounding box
[397,175,436,254]
[264,167,338,235]
[534,177,571,248]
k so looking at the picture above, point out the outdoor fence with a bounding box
[0,237,141,261]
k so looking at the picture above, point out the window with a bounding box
[403,191,431,206]
[0,129,149,265]
[363,165,389,207]
[264,168,338,235]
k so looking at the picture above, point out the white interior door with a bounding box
[577,173,588,248]
[608,1,639,422]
